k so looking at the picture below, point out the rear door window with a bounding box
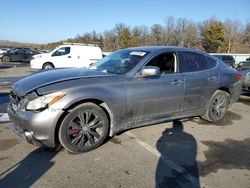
[179,51,210,73]
[205,56,217,69]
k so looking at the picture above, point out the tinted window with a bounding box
[52,47,70,56]
[15,50,24,54]
[222,55,234,61]
[205,56,217,69]
[213,55,222,60]
[25,50,31,54]
[179,52,209,73]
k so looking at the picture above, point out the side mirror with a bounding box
[140,66,160,77]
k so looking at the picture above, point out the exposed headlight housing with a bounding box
[26,92,66,111]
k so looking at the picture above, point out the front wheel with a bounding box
[202,90,230,122]
[59,103,109,153]
[42,63,54,69]
[2,56,11,62]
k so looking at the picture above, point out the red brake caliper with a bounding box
[70,125,79,137]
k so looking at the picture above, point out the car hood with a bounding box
[12,68,114,96]
[33,53,49,59]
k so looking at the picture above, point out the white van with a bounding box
[30,43,103,69]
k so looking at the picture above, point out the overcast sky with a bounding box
[0,0,249,44]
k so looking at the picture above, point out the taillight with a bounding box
[235,73,242,80]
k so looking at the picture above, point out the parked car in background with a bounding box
[7,46,242,153]
[30,43,103,69]
[1,48,40,62]
[236,61,250,92]
[236,61,250,71]
[241,71,250,92]
[213,55,235,68]
[0,48,10,59]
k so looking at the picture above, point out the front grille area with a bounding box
[9,90,24,111]
[9,90,21,105]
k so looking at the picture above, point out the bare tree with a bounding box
[151,24,164,45]
[164,16,176,45]
[223,20,241,53]
[37,17,249,53]
[103,30,117,51]
[241,22,250,52]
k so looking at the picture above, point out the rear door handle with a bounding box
[208,76,217,81]
[68,56,71,58]
[171,80,183,85]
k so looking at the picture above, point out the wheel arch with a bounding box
[43,62,54,68]
[54,98,114,145]
[217,87,231,94]
[217,87,231,103]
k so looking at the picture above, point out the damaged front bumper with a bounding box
[7,104,64,147]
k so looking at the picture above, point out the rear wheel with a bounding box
[42,63,54,69]
[202,90,229,122]
[59,103,109,153]
[2,56,11,62]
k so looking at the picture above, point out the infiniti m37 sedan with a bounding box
[7,47,242,153]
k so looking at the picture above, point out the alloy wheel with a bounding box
[2,56,10,62]
[67,111,104,147]
[211,94,227,120]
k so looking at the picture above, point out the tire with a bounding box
[2,56,11,62]
[42,63,54,69]
[202,90,230,122]
[59,103,109,153]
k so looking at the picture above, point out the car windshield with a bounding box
[89,49,148,74]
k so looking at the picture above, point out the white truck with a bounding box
[30,43,103,69]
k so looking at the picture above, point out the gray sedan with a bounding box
[7,47,242,153]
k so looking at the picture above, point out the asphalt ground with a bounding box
[0,63,249,188]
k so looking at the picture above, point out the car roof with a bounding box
[124,46,206,54]
[58,44,100,48]
[214,54,234,57]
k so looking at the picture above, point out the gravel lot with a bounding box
[0,63,249,188]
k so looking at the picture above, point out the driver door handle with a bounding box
[208,76,217,81]
[171,80,183,85]
[68,56,71,58]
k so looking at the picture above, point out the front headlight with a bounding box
[26,92,66,111]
